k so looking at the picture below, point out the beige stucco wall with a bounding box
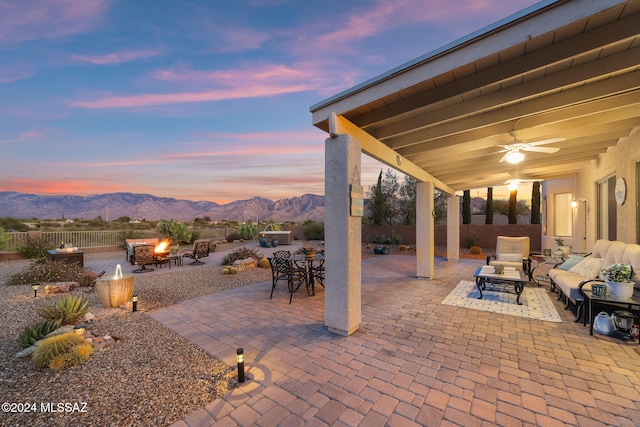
[543,126,639,250]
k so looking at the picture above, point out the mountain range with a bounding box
[0,191,325,223]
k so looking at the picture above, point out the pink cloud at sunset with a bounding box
[71,49,164,65]
[0,0,106,44]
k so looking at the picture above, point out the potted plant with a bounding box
[601,263,634,300]
[301,244,315,259]
[554,238,571,256]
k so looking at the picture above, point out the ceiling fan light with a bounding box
[507,181,519,191]
[505,150,524,164]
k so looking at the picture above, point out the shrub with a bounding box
[157,219,192,245]
[225,232,242,242]
[223,266,238,275]
[6,261,84,286]
[17,320,62,348]
[302,221,324,240]
[258,258,270,269]
[17,236,53,259]
[236,221,258,240]
[221,247,262,266]
[78,271,98,288]
[37,294,90,325]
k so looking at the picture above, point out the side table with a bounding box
[584,290,640,342]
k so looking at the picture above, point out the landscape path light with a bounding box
[31,283,39,298]
[237,348,245,383]
[132,294,138,312]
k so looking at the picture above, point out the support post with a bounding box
[324,134,362,336]
[416,181,435,279]
[447,195,460,261]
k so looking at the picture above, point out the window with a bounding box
[554,192,573,237]
[597,176,617,240]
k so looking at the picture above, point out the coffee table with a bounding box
[474,265,527,305]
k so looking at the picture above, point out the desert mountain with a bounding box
[0,192,325,223]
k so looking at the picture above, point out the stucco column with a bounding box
[324,134,361,336]
[416,181,435,279]
[447,195,460,261]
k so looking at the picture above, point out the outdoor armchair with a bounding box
[486,236,532,280]
[132,244,156,273]
[182,239,211,265]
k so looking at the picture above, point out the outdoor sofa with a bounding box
[549,239,640,320]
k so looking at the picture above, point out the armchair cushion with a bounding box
[497,253,523,262]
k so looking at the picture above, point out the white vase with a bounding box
[606,281,634,301]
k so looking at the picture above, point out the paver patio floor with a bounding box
[150,255,640,426]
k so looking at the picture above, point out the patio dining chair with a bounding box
[268,257,306,304]
[273,250,290,259]
[132,244,156,273]
[183,239,211,265]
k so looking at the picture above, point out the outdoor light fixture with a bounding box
[507,180,519,191]
[31,283,39,298]
[571,200,578,208]
[505,149,525,164]
[236,348,245,383]
[132,294,138,312]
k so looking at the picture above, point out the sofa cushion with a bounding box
[550,270,594,301]
[568,256,603,279]
[559,255,585,271]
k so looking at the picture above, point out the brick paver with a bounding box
[150,255,640,426]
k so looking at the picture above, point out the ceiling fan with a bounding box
[497,134,565,163]
[504,167,541,190]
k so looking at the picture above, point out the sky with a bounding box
[1,0,541,204]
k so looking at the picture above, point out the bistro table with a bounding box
[290,253,325,296]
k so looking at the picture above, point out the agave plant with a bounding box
[37,294,90,325]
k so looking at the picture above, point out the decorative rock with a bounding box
[15,346,37,358]
[44,282,78,294]
[233,257,256,270]
[83,312,95,323]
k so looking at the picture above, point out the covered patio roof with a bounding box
[310,0,640,194]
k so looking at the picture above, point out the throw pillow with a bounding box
[559,255,585,271]
[497,253,522,262]
[568,256,603,279]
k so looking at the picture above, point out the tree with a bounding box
[485,187,494,224]
[508,189,518,224]
[462,190,471,224]
[398,176,417,225]
[367,169,399,225]
[531,181,541,224]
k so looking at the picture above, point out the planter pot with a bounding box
[259,237,266,247]
[96,266,135,308]
[272,239,279,247]
[606,281,634,301]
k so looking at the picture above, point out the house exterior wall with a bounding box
[543,126,640,250]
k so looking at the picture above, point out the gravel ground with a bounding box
[0,243,272,427]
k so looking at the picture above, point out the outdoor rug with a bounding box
[441,280,562,322]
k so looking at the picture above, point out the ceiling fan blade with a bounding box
[526,137,565,146]
[498,152,510,162]
[522,146,560,153]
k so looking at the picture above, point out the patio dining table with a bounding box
[290,253,325,296]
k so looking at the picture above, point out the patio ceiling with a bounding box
[310,0,640,194]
